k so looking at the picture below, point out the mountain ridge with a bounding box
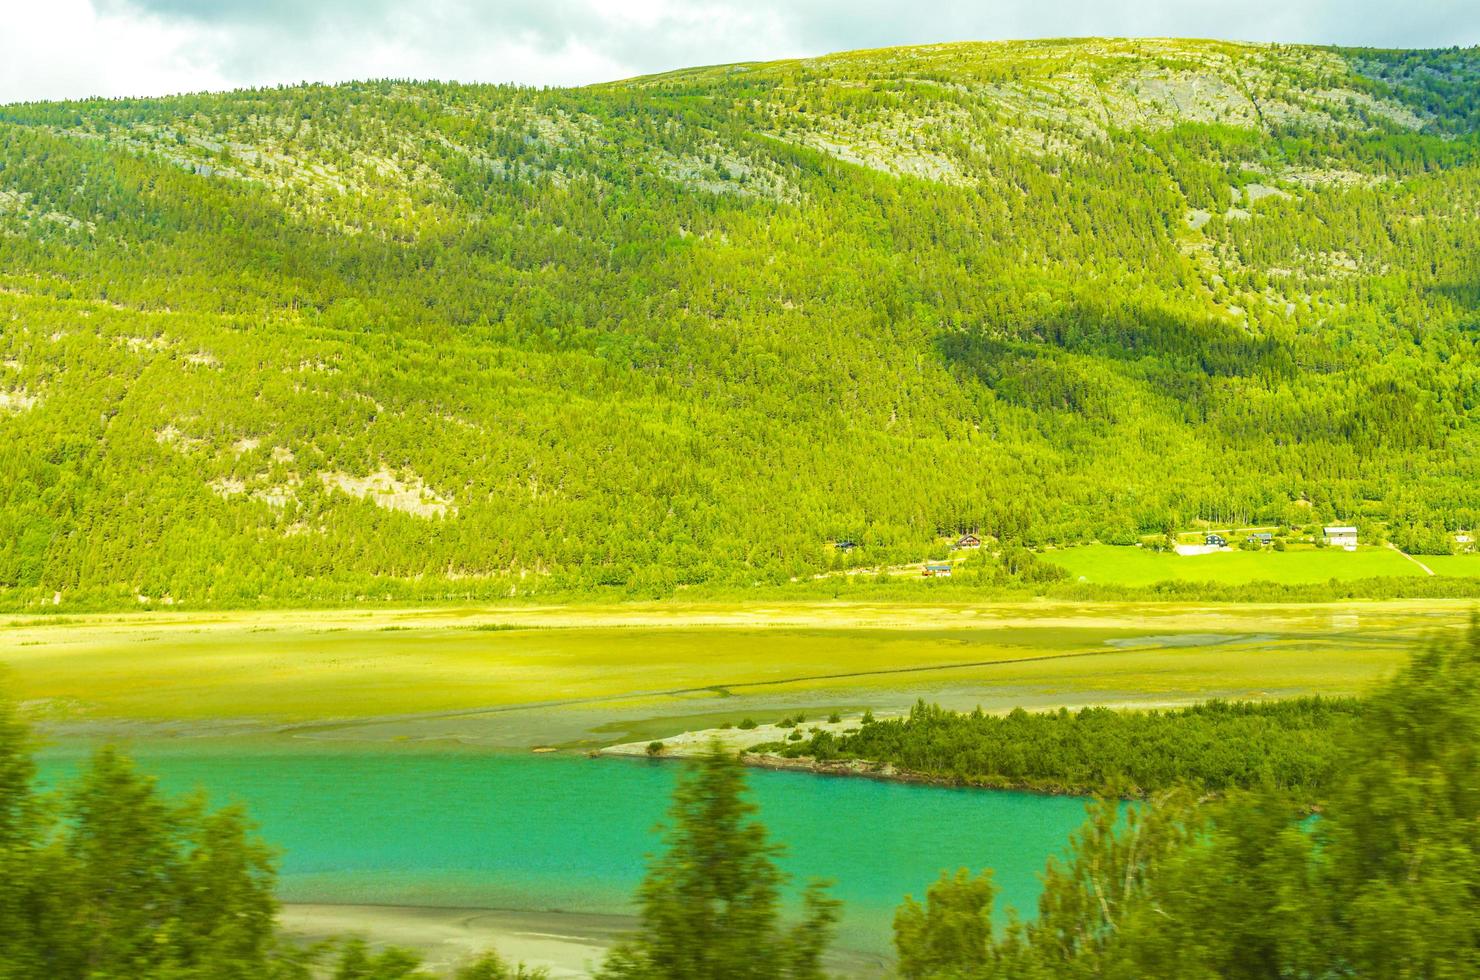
[0,38,1476,606]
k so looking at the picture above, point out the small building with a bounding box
[1205,533,1227,548]
[1324,526,1359,551]
[955,533,982,550]
[923,563,953,578]
[1246,532,1273,546]
[833,539,859,553]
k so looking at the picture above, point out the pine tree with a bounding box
[598,744,839,980]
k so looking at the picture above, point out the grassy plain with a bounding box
[1042,545,1432,586]
[3,600,1472,747]
[1422,553,1480,576]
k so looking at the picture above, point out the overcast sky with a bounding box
[2,0,1477,104]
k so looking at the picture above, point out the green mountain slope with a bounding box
[0,38,1477,606]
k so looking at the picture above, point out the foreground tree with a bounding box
[893,868,1001,979]
[0,693,544,979]
[598,745,839,980]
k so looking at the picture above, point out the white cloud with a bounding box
[0,0,230,102]
[1,0,1477,104]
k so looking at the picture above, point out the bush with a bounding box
[737,718,758,730]
[787,730,804,742]
[646,741,665,756]
[827,712,842,724]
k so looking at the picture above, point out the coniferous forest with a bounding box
[1,39,1478,607]
[762,696,1359,799]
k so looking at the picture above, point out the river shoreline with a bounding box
[607,743,1112,799]
[277,902,892,978]
[597,710,1160,799]
[277,903,629,978]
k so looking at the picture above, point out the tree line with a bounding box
[758,695,1360,800]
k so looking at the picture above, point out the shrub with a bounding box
[646,741,665,756]
[737,718,758,730]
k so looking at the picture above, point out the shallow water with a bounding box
[36,741,1091,955]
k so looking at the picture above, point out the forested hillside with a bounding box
[1,38,1477,606]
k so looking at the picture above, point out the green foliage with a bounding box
[1320,617,1480,975]
[894,869,1001,980]
[0,40,1476,607]
[771,696,1357,798]
[453,951,550,979]
[330,940,435,980]
[0,723,286,978]
[598,745,839,979]
[0,694,549,979]
[893,621,1480,977]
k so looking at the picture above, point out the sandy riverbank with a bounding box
[598,712,873,759]
[278,903,891,978]
[278,904,626,977]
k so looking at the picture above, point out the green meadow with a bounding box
[1421,553,1480,577]
[1040,544,1442,587]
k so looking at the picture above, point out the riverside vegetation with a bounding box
[1,39,1479,607]
[889,622,1480,979]
[757,696,1359,799]
[3,624,1479,977]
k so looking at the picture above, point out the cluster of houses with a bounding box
[1204,526,1358,551]
[831,533,982,577]
[832,525,1373,577]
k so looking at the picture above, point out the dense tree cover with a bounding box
[892,622,1480,978]
[597,746,838,980]
[0,39,1477,607]
[762,696,1359,798]
[0,697,542,979]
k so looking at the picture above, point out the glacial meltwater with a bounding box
[35,741,1092,956]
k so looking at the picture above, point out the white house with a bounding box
[1324,526,1358,551]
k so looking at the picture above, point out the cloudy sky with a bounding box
[3,0,1477,104]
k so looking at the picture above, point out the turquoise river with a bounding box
[37,741,1093,959]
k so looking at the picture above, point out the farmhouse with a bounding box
[955,533,982,549]
[923,563,953,577]
[1246,532,1273,545]
[1205,533,1227,547]
[1324,526,1359,551]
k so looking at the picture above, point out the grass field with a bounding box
[3,600,1473,747]
[1422,553,1480,577]
[1041,545,1437,586]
